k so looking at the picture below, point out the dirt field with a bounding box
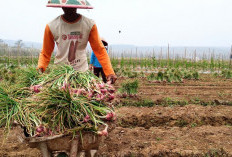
[115,75,232,103]
[1,75,232,157]
[98,106,232,156]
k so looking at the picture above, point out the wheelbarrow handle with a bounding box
[39,142,51,157]
[70,138,79,157]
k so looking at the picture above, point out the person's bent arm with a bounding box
[38,24,55,72]
[88,24,115,77]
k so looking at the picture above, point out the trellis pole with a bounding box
[229,45,232,69]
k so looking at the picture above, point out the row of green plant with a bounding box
[115,68,200,82]
[115,66,232,80]
[147,68,200,82]
[213,69,232,79]
[111,57,231,71]
[1,55,231,71]
[119,96,232,108]
[0,56,55,66]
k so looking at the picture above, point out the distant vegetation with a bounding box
[0,39,231,72]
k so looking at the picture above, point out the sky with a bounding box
[0,0,232,47]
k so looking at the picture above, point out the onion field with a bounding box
[0,52,232,156]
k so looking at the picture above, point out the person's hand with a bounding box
[107,74,117,84]
[89,64,93,71]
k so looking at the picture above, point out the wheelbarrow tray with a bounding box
[24,132,101,152]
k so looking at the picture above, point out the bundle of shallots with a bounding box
[23,65,116,137]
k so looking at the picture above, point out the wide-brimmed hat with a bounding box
[47,0,93,9]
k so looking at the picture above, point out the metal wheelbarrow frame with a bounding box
[16,126,101,157]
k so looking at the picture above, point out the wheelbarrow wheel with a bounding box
[57,152,68,157]
[85,150,91,157]
[85,150,98,157]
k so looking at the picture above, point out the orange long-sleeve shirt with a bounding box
[38,15,115,76]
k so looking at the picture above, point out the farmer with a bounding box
[89,38,108,83]
[38,0,117,84]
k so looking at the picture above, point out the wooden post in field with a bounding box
[222,54,225,69]
[213,49,215,71]
[184,48,187,60]
[160,47,163,67]
[220,54,222,69]
[136,47,138,58]
[173,49,175,67]
[167,43,170,67]
[209,48,211,60]
[218,53,222,73]
[194,50,197,70]
[153,48,155,58]
[17,45,20,65]
[203,51,206,70]
[230,45,232,69]
[152,48,155,70]
[136,47,138,68]
[194,50,196,63]
[30,48,34,65]
[134,47,137,70]
[6,45,10,64]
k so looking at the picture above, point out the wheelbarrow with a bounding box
[15,125,102,157]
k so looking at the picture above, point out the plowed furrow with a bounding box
[98,126,232,157]
[116,105,232,128]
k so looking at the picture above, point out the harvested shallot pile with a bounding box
[0,65,116,137]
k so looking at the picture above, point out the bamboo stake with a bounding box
[17,46,20,65]
[7,45,10,64]
[230,45,232,69]
[152,48,155,70]
[218,54,221,73]
[153,48,155,58]
[184,48,187,60]
[160,47,163,68]
[194,50,197,63]
[173,49,175,66]
[30,48,33,65]
[136,47,138,59]
[213,50,215,71]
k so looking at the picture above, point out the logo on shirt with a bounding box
[62,32,83,41]
[68,32,83,40]
[62,34,67,40]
